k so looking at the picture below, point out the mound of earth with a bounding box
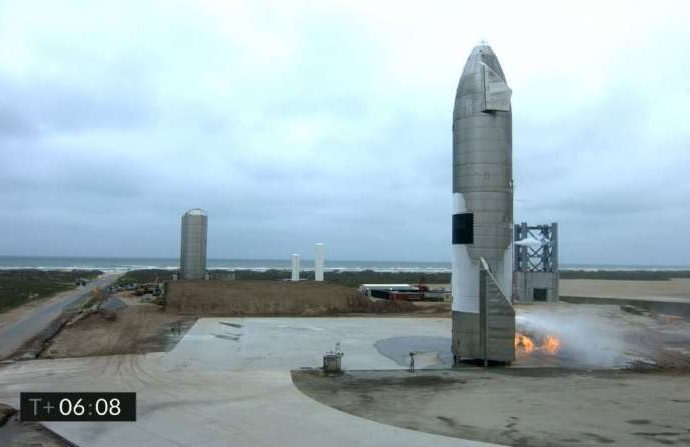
[165,280,418,316]
[40,305,194,358]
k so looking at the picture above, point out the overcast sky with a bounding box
[1,1,689,265]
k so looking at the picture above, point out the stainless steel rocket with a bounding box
[451,42,515,363]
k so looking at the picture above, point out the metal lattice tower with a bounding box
[514,223,558,273]
[514,222,559,302]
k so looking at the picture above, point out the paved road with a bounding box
[0,273,122,360]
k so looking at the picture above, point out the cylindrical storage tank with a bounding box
[180,208,208,280]
[291,254,300,281]
[314,243,325,282]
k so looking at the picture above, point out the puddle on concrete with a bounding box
[374,336,452,369]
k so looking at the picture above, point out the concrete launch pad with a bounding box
[0,318,487,447]
[1,312,689,446]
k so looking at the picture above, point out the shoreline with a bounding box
[2,266,690,275]
[1,256,689,275]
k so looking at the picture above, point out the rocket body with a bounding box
[452,43,513,361]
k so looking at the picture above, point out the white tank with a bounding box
[291,254,300,281]
[314,243,325,282]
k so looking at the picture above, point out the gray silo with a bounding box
[180,208,208,280]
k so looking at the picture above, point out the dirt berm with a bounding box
[166,280,417,316]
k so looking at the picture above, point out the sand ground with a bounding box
[560,278,690,301]
[293,368,690,447]
[40,304,196,359]
[432,278,690,301]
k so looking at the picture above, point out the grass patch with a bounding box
[115,268,690,289]
[0,269,103,313]
[115,268,450,288]
[115,269,175,286]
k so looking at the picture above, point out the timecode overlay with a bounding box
[20,392,136,421]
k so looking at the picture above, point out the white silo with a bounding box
[291,254,300,281]
[180,208,208,280]
[314,243,325,282]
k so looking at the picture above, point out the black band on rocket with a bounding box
[452,213,474,244]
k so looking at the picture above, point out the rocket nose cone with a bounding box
[454,41,510,114]
[470,42,495,57]
[460,42,505,82]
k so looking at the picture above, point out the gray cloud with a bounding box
[1,1,689,265]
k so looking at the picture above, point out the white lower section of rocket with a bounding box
[452,193,479,313]
[451,193,513,312]
[452,244,480,313]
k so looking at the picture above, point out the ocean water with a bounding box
[0,256,452,274]
[0,256,687,274]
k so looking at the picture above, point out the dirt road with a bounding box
[0,274,121,360]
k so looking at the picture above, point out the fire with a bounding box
[542,335,561,354]
[514,333,535,353]
[514,333,561,355]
